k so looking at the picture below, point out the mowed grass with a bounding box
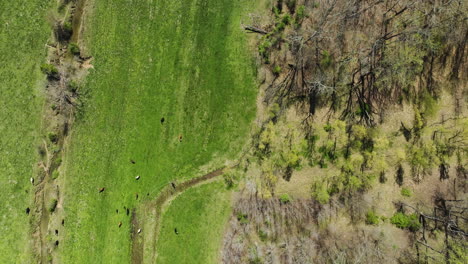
[0,1,52,262]
[157,181,231,264]
[61,0,256,263]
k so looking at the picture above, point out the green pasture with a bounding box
[0,0,52,262]
[60,0,256,263]
[157,181,231,264]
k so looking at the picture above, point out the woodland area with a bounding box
[222,0,467,263]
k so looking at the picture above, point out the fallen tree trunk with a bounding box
[244,25,268,35]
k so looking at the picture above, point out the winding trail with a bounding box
[130,167,229,264]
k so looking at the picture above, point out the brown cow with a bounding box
[99,187,105,193]
[118,221,122,228]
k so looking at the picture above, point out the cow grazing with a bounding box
[171,182,176,189]
[135,193,139,200]
[135,175,140,180]
[99,187,105,193]
[137,228,142,234]
[130,159,136,164]
[126,208,130,216]
[55,240,59,247]
[30,177,34,185]
[61,219,65,226]
[178,135,183,142]
[161,117,165,124]
[116,209,119,214]
[55,229,58,236]
[26,207,30,215]
[174,228,179,235]
[118,221,122,228]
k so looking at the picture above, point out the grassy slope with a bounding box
[61,0,256,263]
[157,181,231,264]
[0,1,52,262]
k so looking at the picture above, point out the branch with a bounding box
[243,25,268,35]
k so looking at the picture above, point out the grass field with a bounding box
[157,181,231,264]
[0,1,52,262]
[60,0,256,263]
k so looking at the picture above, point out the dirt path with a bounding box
[130,167,228,264]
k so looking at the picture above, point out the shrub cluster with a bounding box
[40,64,58,77]
[390,212,421,232]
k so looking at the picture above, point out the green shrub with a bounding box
[68,80,79,92]
[275,22,286,32]
[40,64,58,76]
[258,229,268,241]
[320,50,333,69]
[51,104,57,110]
[296,5,306,20]
[422,92,438,117]
[366,210,379,225]
[48,132,58,143]
[312,182,330,204]
[53,157,62,168]
[49,199,58,212]
[258,39,272,59]
[223,171,239,189]
[250,256,262,264]
[282,14,291,25]
[52,170,59,180]
[273,65,282,75]
[63,22,72,32]
[401,187,412,197]
[237,213,249,224]
[279,193,291,203]
[391,212,421,231]
[69,42,80,55]
[286,0,296,11]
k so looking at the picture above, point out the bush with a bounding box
[49,199,58,212]
[286,0,296,12]
[282,14,292,25]
[296,5,306,20]
[40,64,58,77]
[279,193,291,203]
[223,171,239,189]
[275,22,286,32]
[312,182,330,204]
[53,157,62,168]
[52,170,59,180]
[320,50,333,69]
[48,132,58,143]
[401,187,412,197]
[258,39,272,60]
[236,213,249,224]
[249,256,262,264]
[258,229,268,241]
[68,80,79,92]
[273,65,282,75]
[391,212,421,231]
[68,42,80,55]
[366,210,379,225]
[63,22,72,32]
